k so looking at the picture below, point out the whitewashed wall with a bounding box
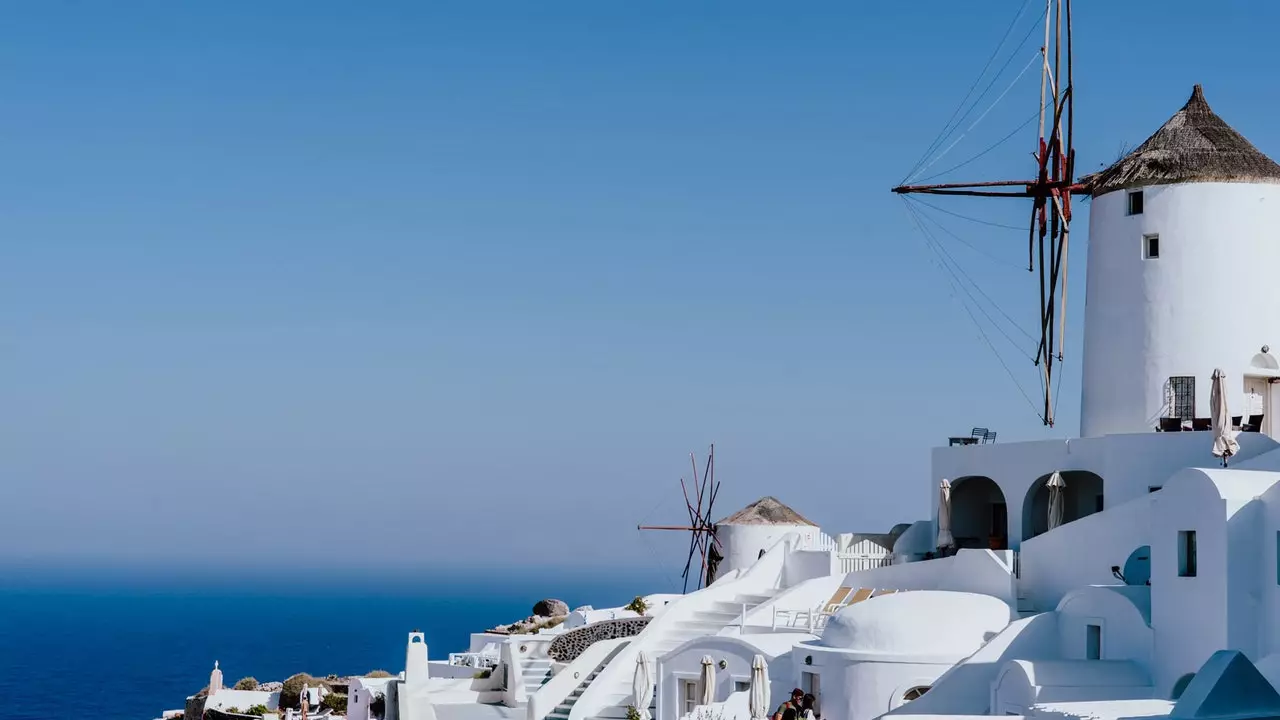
[1080,182,1280,438]
[1055,586,1152,669]
[719,523,819,578]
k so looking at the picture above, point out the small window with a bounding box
[1148,486,1162,493]
[1168,376,1195,420]
[1128,190,1144,215]
[735,681,751,693]
[682,680,698,714]
[1179,530,1198,577]
[1086,624,1102,659]
[903,686,930,702]
[1144,234,1160,259]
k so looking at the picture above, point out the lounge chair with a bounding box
[870,588,899,597]
[775,586,851,630]
[813,587,874,629]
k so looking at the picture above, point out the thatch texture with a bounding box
[1080,85,1280,197]
[718,496,817,526]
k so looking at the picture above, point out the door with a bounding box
[1244,376,1271,435]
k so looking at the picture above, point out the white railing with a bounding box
[449,651,500,669]
[836,553,893,573]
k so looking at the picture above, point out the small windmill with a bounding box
[638,444,722,593]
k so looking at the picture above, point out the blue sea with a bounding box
[0,567,672,720]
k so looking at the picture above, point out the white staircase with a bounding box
[572,590,778,720]
[523,657,555,691]
[547,666,606,720]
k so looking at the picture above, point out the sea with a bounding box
[0,566,673,720]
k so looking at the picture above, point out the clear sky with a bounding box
[3,1,1278,579]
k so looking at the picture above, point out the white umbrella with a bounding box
[1211,368,1240,465]
[748,654,770,720]
[633,652,654,720]
[1046,472,1066,531]
[700,655,716,707]
[936,478,954,549]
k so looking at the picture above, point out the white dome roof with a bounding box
[820,590,1010,656]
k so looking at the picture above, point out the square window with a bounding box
[1144,234,1160,259]
[1178,530,1197,577]
[1149,486,1162,493]
[1086,624,1102,659]
[1128,191,1144,215]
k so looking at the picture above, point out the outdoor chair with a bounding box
[1245,414,1265,432]
[1158,417,1183,432]
[870,588,899,598]
[775,585,851,630]
[982,431,998,444]
[1192,418,1211,431]
[1233,415,1243,431]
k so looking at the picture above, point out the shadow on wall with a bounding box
[884,613,1060,716]
[1022,471,1106,542]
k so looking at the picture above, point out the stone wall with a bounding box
[547,617,652,663]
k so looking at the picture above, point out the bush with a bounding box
[472,669,492,679]
[370,693,387,719]
[626,706,642,720]
[244,705,270,717]
[625,596,648,615]
[366,669,394,678]
[233,677,258,691]
[321,693,348,713]
[279,673,317,709]
[225,708,242,715]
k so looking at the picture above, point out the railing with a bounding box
[449,651,500,669]
[836,552,893,573]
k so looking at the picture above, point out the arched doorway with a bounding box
[1122,545,1151,585]
[951,476,1009,550]
[1021,471,1106,541]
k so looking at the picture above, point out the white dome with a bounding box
[820,590,1010,656]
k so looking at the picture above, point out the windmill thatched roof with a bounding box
[718,496,817,527]
[1080,85,1280,197]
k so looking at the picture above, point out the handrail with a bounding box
[527,638,630,720]
[567,531,797,720]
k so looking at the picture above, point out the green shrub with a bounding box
[366,669,394,678]
[472,669,492,679]
[626,705,642,720]
[279,673,317,709]
[625,596,648,615]
[233,677,258,691]
[244,705,270,717]
[321,693,348,713]
[225,708,242,715]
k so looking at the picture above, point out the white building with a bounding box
[393,83,1280,720]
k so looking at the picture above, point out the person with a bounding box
[774,689,804,720]
[801,693,819,720]
[781,709,797,720]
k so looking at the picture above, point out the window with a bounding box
[1179,530,1198,577]
[1086,624,1102,659]
[1148,486,1162,493]
[1128,190,1144,215]
[735,681,751,693]
[1095,495,1105,513]
[681,680,698,715]
[1172,673,1196,699]
[1143,233,1160,259]
[903,687,930,702]
[1168,376,1196,420]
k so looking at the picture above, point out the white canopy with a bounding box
[1211,368,1240,464]
[936,478,954,548]
[632,651,653,720]
[700,655,715,707]
[749,654,770,720]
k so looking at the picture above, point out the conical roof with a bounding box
[1081,85,1280,197]
[718,496,817,526]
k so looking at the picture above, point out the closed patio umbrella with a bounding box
[1046,471,1066,531]
[1211,368,1240,465]
[936,478,954,549]
[748,655,769,720]
[633,651,654,720]
[700,655,715,707]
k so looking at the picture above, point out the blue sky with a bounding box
[3,1,1278,579]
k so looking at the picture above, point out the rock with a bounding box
[533,599,569,617]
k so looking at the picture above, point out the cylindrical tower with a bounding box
[715,496,819,577]
[1080,86,1280,437]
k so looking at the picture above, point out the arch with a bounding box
[1252,352,1279,370]
[889,680,938,711]
[1021,471,1106,541]
[950,476,1009,550]
[1123,546,1152,586]
[1172,672,1195,699]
